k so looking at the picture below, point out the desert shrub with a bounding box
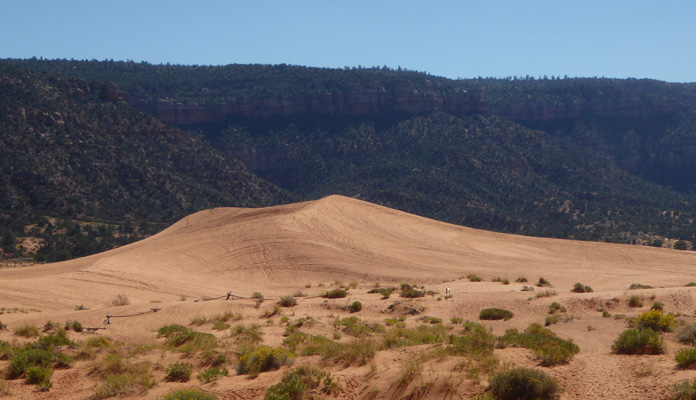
[521,285,535,291]
[651,301,664,311]
[7,348,73,379]
[628,295,644,308]
[535,290,556,298]
[235,346,295,377]
[515,277,528,283]
[213,321,230,331]
[0,340,16,360]
[26,365,53,387]
[678,324,696,345]
[676,348,696,369]
[451,317,464,324]
[349,301,363,313]
[492,277,510,285]
[628,283,652,290]
[278,296,297,308]
[672,378,696,400]
[158,325,217,354]
[449,322,496,358]
[685,282,696,287]
[197,366,228,383]
[419,316,443,324]
[162,389,218,400]
[265,366,333,400]
[489,367,562,400]
[536,277,552,287]
[165,362,193,382]
[633,309,675,332]
[571,283,593,293]
[43,321,60,332]
[611,328,665,355]
[467,274,483,282]
[14,324,39,337]
[479,308,513,321]
[262,304,281,318]
[338,317,384,337]
[499,323,579,366]
[602,311,611,318]
[548,302,566,314]
[231,324,263,344]
[323,289,347,299]
[252,292,264,301]
[0,380,10,396]
[111,294,130,306]
[36,329,74,350]
[384,324,449,349]
[399,284,425,298]
[86,337,113,348]
[545,315,560,326]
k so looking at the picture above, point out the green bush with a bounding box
[651,301,664,311]
[13,324,39,338]
[628,283,652,290]
[235,346,295,377]
[231,324,263,344]
[349,301,362,313]
[197,366,228,383]
[7,348,73,379]
[633,309,675,332]
[489,367,562,400]
[36,329,74,350]
[399,284,425,298]
[64,320,83,332]
[162,389,218,400]
[278,296,297,307]
[467,274,483,282]
[448,322,496,358]
[627,295,644,308]
[499,323,579,366]
[571,283,593,293]
[676,348,696,369]
[548,302,566,314]
[26,365,53,390]
[611,328,665,355]
[323,289,347,299]
[672,378,696,400]
[536,277,552,287]
[158,325,217,354]
[479,308,513,321]
[165,362,193,382]
[678,324,696,345]
[265,366,324,400]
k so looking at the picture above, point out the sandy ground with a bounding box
[0,195,695,399]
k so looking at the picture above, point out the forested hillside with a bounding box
[0,63,292,262]
[1,58,695,262]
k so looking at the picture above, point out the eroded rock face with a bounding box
[135,82,488,124]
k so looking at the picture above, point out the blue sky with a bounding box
[2,1,695,82]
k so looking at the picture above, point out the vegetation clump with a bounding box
[548,302,566,314]
[611,328,665,355]
[323,288,347,299]
[278,296,298,308]
[489,367,562,400]
[627,295,644,308]
[571,283,593,293]
[349,301,363,313]
[479,308,513,321]
[536,277,552,287]
[399,284,425,298]
[628,283,652,290]
[157,324,217,354]
[678,324,696,345]
[633,309,675,332]
[165,362,194,382]
[672,378,696,400]
[197,366,228,383]
[265,366,340,400]
[467,274,483,282]
[162,389,218,400]
[499,323,579,366]
[235,346,295,377]
[675,348,696,369]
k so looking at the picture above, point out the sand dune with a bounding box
[1,195,695,399]
[1,195,693,310]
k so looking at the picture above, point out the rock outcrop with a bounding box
[135,81,488,124]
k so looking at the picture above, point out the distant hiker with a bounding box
[446,288,451,295]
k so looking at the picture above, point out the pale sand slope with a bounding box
[1,194,696,399]
[1,195,693,312]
